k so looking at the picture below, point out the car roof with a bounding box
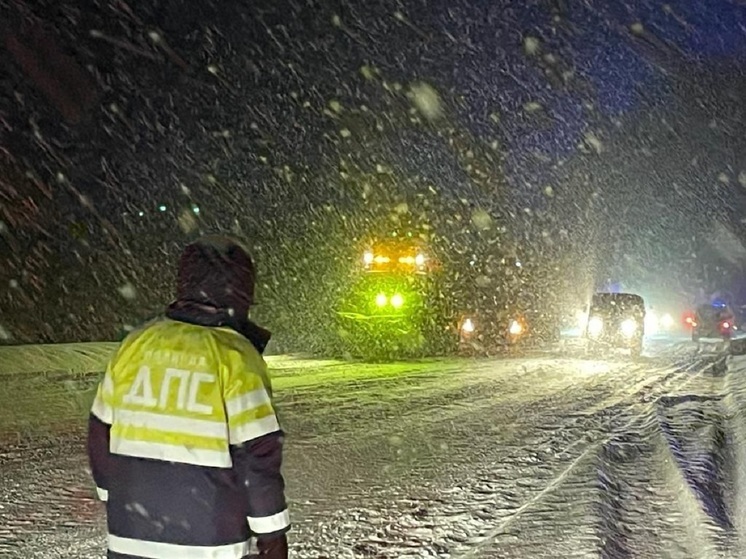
[592,292,644,305]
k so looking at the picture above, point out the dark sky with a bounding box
[1,0,745,342]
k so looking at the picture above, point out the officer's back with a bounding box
[88,236,290,559]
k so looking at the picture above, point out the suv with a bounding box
[585,292,646,358]
[692,303,736,342]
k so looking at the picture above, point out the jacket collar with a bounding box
[165,300,272,355]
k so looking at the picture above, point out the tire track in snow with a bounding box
[285,354,708,558]
[448,356,717,559]
[286,357,688,445]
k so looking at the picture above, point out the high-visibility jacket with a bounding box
[88,318,289,559]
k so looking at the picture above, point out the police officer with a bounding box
[88,236,290,558]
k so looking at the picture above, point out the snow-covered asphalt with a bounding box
[0,336,739,558]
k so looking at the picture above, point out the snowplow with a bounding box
[334,236,456,358]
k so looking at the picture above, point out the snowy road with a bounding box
[0,337,740,558]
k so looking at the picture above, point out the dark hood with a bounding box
[165,236,271,354]
[173,235,255,313]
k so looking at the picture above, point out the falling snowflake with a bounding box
[178,208,198,233]
[118,283,137,300]
[524,36,540,55]
[583,132,603,154]
[408,82,443,121]
[471,209,492,231]
[360,65,375,80]
[476,275,491,287]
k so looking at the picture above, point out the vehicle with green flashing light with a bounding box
[334,237,454,358]
[585,292,645,358]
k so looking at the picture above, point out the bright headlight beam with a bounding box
[391,294,404,308]
[375,293,388,307]
[644,310,658,334]
[576,309,589,330]
[588,316,604,337]
[508,319,523,336]
[461,318,475,333]
[364,251,374,265]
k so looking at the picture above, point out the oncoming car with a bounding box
[458,307,560,354]
[585,292,645,358]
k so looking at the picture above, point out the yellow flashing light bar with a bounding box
[363,251,427,267]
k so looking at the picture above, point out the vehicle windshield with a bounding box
[696,304,733,321]
[591,293,645,318]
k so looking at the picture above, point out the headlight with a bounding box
[508,319,524,336]
[620,318,638,338]
[391,294,404,309]
[364,251,374,265]
[588,316,604,337]
[461,318,475,334]
[415,253,426,267]
[375,293,388,307]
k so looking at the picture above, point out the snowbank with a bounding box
[0,343,117,376]
[724,347,746,553]
[0,342,321,376]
